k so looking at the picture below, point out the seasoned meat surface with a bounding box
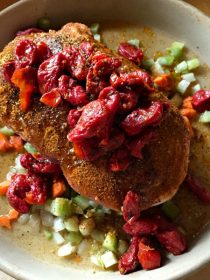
[0,23,190,211]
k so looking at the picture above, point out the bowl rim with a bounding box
[1,0,210,279]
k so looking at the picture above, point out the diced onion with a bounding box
[118,240,128,255]
[77,239,91,256]
[40,210,54,227]
[53,217,65,232]
[101,251,118,268]
[57,243,77,257]
[127,39,140,48]
[17,214,30,225]
[94,34,101,42]
[53,232,65,245]
[15,154,24,169]
[151,61,165,76]
[91,229,105,243]
[181,73,196,83]
[199,111,210,123]
[177,80,190,94]
[90,255,104,268]
[28,213,41,234]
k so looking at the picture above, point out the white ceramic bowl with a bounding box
[1,0,210,279]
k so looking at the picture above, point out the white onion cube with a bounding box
[57,243,77,257]
[53,217,65,232]
[53,232,65,245]
[101,251,118,268]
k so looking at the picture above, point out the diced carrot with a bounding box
[32,153,41,159]
[0,215,11,229]
[25,192,34,205]
[0,180,10,196]
[11,67,37,112]
[9,135,23,152]
[0,133,11,152]
[154,74,173,91]
[52,178,66,198]
[8,209,20,221]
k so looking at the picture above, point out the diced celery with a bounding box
[91,229,105,243]
[127,39,140,48]
[94,34,101,42]
[64,216,79,232]
[90,23,100,34]
[177,80,190,94]
[37,17,51,31]
[181,73,196,83]
[162,200,180,220]
[103,231,118,253]
[44,230,52,240]
[199,111,210,123]
[175,61,188,73]
[101,251,118,268]
[141,59,154,70]
[65,232,83,246]
[51,198,73,217]
[157,55,174,66]
[171,41,185,50]
[168,42,185,59]
[187,58,200,71]
[118,240,128,255]
[73,195,90,210]
[192,84,201,94]
[24,142,38,154]
[0,126,15,136]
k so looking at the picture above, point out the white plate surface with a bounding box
[0,0,210,279]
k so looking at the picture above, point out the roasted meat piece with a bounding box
[0,23,190,211]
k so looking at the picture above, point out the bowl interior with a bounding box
[1,0,210,279]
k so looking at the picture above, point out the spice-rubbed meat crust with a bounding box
[0,23,190,211]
